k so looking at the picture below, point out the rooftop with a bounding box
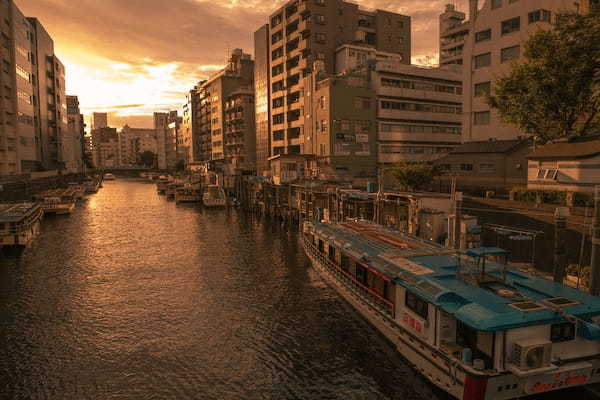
[307,220,600,332]
[449,139,528,155]
[528,137,600,160]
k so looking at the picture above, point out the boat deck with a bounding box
[309,220,600,332]
[0,202,41,223]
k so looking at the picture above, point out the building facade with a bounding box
[118,125,157,167]
[444,0,590,143]
[224,88,256,170]
[91,127,119,168]
[66,95,85,173]
[254,0,411,174]
[91,112,108,131]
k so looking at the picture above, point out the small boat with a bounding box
[175,184,201,203]
[36,189,76,215]
[0,202,43,249]
[68,183,86,200]
[83,177,100,194]
[202,185,227,208]
[303,219,600,400]
[156,177,171,195]
[103,173,116,181]
[166,182,182,200]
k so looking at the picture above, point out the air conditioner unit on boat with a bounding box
[511,339,552,371]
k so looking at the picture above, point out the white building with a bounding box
[118,125,157,167]
[442,0,590,143]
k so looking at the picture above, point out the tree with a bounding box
[487,10,600,144]
[389,162,441,192]
[138,151,156,168]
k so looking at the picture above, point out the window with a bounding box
[474,82,491,97]
[460,164,474,171]
[474,111,491,125]
[474,53,491,69]
[492,0,502,8]
[16,65,31,82]
[318,96,326,109]
[271,30,283,44]
[551,322,575,343]
[315,14,326,24]
[406,291,428,320]
[315,33,326,44]
[475,29,492,42]
[271,14,282,28]
[17,90,31,104]
[319,119,328,133]
[272,80,284,92]
[354,97,371,110]
[273,130,284,141]
[479,164,496,173]
[529,9,552,23]
[271,64,284,77]
[501,17,521,35]
[501,45,520,62]
[272,97,284,108]
[272,47,283,60]
[273,113,285,125]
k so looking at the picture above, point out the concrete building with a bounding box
[118,125,157,167]
[66,95,85,173]
[441,0,590,143]
[154,112,168,170]
[91,127,119,168]
[154,111,181,170]
[224,87,256,170]
[0,2,69,175]
[254,0,411,174]
[91,112,108,131]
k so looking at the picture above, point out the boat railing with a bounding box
[304,238,395,318]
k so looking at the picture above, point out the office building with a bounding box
[441,0,590,143]
[91,112,108,131]
[253,0,411,174]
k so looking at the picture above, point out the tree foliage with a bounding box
[138,151,156,168]
[487,10,600,144]
[389,162,440,192]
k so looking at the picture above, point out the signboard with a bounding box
[526,366,592,394]
[355,133,369,143]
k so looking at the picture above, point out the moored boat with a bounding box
[103,173,116,181]
[0,202,43,249]
[166,182,181,200]
[302,219,600,400]
[36,189,77,215]
[83,177,100,194]
[202,185,227,208]
[175,184,201,203]
[156,176,172,195]
[68,183,86,200]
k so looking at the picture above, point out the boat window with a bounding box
[341,254,350,271]
[328,245,336,262]
[405,291,428,319]
[356,264,369,287]
[551,322,575,343]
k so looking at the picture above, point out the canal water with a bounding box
[0,180,441,400]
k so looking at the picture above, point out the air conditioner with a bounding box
[511,339,552,371]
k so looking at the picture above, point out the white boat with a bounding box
[202,185,227,208]
[0,202,43,249]
[303,219,600,400]
[68,183,86,200]
[36,189,77,215]
[103,173,116,181]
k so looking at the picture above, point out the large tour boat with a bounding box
[36,189,77,215]
[0,202,43,249]
[302,219,600,400]
[202,185,227,208]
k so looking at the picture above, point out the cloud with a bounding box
[15,0,469,126]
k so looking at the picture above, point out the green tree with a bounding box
[487,10,600,144]
[389,162,440,192]
[138,151,156,168]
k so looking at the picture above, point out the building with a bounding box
[0,2,70,175]
[154,111,181,170]
[443,0,590,143]
[91,112,108,131]
[66,95,85,173]
[254,0,411,174]
[91,127,119,168]
[435,138,531,192]
[224,87,256,170]
[118,125,157,167]
[527,137,600,194]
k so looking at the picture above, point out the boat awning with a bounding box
[465,247,510,258]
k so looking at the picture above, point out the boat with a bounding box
[166,182,182,200]
[67,183,86,200]
[156,176,171,195]
[103,173,116,181]
[83,177,100,194]
[202,185,227,208]
[302,219,600,400]
[0,202,43,249]
[36,189,77,215]
[175,184,201,203]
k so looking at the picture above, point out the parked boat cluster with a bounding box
[0,175,104,253]
[149,173,227,208]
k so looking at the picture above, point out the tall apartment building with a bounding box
[118,125,157,167]
[0,2,69,175]
[441,0,590,143]
[253,0,411,174]
[66,95,85,173]
[91,112,108,131]
[192,49,255,170]
[154,111,180,170]
[166,111,181,169]
[182,86,202,167]
[439,4,469,66]
[91,127,119,168]
[153,112,168,169]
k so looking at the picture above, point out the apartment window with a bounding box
[315,33,326,44]
[474,111,491,125]
[528,9,551,24]
[474,81,491,97]
[355,97,371,110]
[272,47,284,60]
[272,97,284,108]
[315,14,326,25]
[287,73,300,88]
[475,29,492,42]
[16,65,31,82]
[501,17,521,35]
[271,64,284,77]
[318,96,326,109]
[491,0,502,9]
[288,127,301,139]
[271,30,283,44]
[473,52,491,69]
[406,291,428,320]
[17,90,31,104]
[273,130,284,141]
[501,45,520,62]
[271,13,282,28]
[460,164,474,171]
[319,119,328,133]
[273,113,285,125]
[479,164,496,173]
[272,80,284,92]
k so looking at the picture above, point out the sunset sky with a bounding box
[17,0,468,129]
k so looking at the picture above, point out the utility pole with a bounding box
[450,178,462,249]
[553,207,570,284]
[590,187,600,295]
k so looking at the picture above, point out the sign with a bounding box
[526,367,592,394]
[355,134,369,143]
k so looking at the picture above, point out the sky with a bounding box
[16,0,468,129]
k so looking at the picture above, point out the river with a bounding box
[0,180,446,400]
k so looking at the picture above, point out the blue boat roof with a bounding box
[307,220,600,332]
